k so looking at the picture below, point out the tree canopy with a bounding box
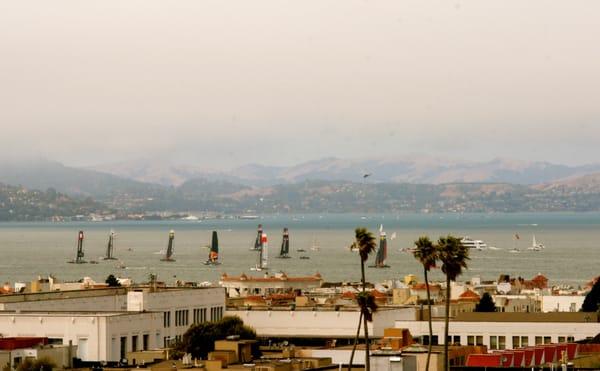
[177,316,257,360]
[582,279,600,312]
[105,274,121,287]
[475,292,497,312]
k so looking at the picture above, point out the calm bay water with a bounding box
[0,213,599,287]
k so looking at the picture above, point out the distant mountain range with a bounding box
[3,157,600,218]
[89,156,600,187]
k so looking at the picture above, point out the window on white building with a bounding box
[476,336,483,346]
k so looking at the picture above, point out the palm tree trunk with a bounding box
[360,260,370,371]
[424,268,432,371]
[347,311,363,371]
[444,275,451,371]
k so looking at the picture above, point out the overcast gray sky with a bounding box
[1,1,599,168]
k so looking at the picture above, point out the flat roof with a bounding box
[451,312,599,323]
[0,286,220,304]
[0,310,158,317]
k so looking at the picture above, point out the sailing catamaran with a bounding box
[68,230,87,264]
[251,233,269,271]
[250,224,263,251]
[103,230,117,260]
[277,227,291,259]
[204,230,221,265]
[161,230,176,261]
[369,226,390,268]
[528,235,545,251]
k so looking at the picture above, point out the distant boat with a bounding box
[276,227,291,259]
[249,224,263,251]
[160,230,176,262]
[369,225,390,268]
[528,235,545,251]
[102,230,117,260]
[299,256,310,260]
[509,233,520,253]
[67,231,87,264]
[460,236,488,250]
[239,215,259,220]
[204,231,221,265]
[251,233,269,271]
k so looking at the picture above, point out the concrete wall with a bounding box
[226,308,412,338]
[541,295,585,312]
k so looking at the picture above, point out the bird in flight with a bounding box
[363,173,371,179]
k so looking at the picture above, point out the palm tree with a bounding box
[437,235,469,371]
[347,227,377,371]
[412,236,438,371]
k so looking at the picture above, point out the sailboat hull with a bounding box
[204,261,221,266]
[368,264,390,268]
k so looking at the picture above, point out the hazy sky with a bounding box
[1,1,599,168]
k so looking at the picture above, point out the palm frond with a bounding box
[354,227,377,262]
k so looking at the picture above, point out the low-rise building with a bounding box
[0,311,162,362]
[395,312,600,350]
[220,272,323,298]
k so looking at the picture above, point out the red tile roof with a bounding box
[221,273,322,283]
[458,289,480,301]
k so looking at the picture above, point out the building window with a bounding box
[521,336,529,347]
[120,337,127,360]
[476,336,483,346]
[143,334,149,350]
[535,336,543,345]
[132,335,138,352]
[512,336,520,348]
[467,336,474,346]
[498,336,506,350]
[544,336,552,344]
[567,336,575,342]
[453,335,461,345]
[490,336,498,350]
[558,336,566,343]
[164,311,171,327]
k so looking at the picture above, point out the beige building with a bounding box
[220,272,323,298]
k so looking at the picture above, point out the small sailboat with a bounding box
[276,227,291,259]
[204,231,221,265]
[250,224,264,251]
[251,233,268,271]
[528,235,545,251]
[102,230,117,260]
[160,230,176,262]
[369,225,390,268]
[67,230,87,264]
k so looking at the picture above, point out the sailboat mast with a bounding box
[106,230,115,259]
[254,224,263,250]
[280,227,289,256]
[166,230,175,259]
[261,233,268,269]
[210,230,219,262]
[76,230,85,263]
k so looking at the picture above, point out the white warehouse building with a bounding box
[0,286,226,362]
[0,311,162,362]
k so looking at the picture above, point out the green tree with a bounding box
[437,235,469,371]
[178,316,256,360]
[582,279,600,312]
[475,293,496,312]
[105,274,121,287]
[347,228,377,371]
[412,236,438,371]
